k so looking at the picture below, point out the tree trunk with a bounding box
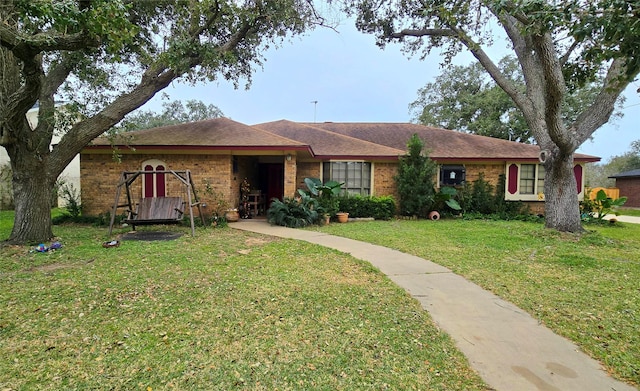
[6,133,56,243]
[9,174,55,244]
[543,152,583,233]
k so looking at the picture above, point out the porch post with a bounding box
[283,153,297,198]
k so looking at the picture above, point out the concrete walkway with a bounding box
[604,214,640,224]
[230,220,636,391]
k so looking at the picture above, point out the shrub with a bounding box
[433,187,462,216]
[456,174,525,219]
[299,177,342,218]
[394,134,437,217]
[580,189,628,222]
[58,181,82,218]
[468,173,495,215]
[52,212,113,226]
[337,195,396,220]
[0,164,13,210]
[267,194,322,228]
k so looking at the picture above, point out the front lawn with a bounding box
[311,218,640,387]
[0,212,486,390]
[618,207,640,217]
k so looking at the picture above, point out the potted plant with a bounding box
[336,211,349,223]
[225,208,240,222]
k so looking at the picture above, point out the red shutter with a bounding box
[156,165,166,197]
[508,164,519,194]
[573,165,583,193]
[144,165,154,198]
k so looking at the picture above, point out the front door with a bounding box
[264,163,284,207]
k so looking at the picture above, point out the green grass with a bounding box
[310,218,640,387]
[618,207,640,217]
[0,212,486,390]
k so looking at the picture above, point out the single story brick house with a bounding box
[609,169,640,207]
[80,118,599,217]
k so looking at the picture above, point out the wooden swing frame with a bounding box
[108,170,205,236]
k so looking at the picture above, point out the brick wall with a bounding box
[373,162,398,200]
[463,163,505,187]
[81,153,232,216]
[616,178,640,207]
[295,161,321,193]
[82,154,554,218]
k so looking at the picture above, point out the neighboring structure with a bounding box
[80,118,599,217]
[0,105,81,209]
[609,169,640,207]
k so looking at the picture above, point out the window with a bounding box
[519,164,536,194]
[323,162,371,195]
[506,163,556,201]
[440,165,466,186]
[142,159,167,198]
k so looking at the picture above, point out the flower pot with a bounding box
[428,211,440,221]
[336,212,349,223]
[225,210,239,222]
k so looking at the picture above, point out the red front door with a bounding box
[265,163,284,207]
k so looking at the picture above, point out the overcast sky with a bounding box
[143,19,640,163]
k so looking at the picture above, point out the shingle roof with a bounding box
[253,120,404,158]
[88,117,309,150]
[285,121,599,162]
[609,169,640,178]
[85,117,600,163]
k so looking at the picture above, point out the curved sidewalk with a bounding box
[230,220,636,391]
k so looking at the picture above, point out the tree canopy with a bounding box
[587,140,640,187]
[114,98,225,132]
[410,55,623,144]
[410,56,531,142]
[0,0,325,243]
[350,0,640,232]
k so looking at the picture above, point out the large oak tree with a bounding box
[0,0,323,244]
[350,0,640,232]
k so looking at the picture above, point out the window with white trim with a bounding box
[505,163,547,201]
[142,159,167,198]
[323,161,371,195]
[506,163,585,201]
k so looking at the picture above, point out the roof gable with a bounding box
[88,117,308,149]
[253,120,404,158]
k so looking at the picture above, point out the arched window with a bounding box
[142,160,167,198]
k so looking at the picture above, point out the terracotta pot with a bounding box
[428,211,440,221]
[336,212,349,223]
[225,210,240,222]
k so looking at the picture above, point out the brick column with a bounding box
[284,154,297,198]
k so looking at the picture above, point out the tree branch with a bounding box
[390,28,457,38]
[559,39,580,66]
[497,12,552,145]
[5,54,42,126]
[447,24,531,118]
[49,10,264,176]
[571,58,630,143]
[0,25,100,60]
[531,32,573,152]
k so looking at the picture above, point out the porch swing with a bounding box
[108,169,205,236]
